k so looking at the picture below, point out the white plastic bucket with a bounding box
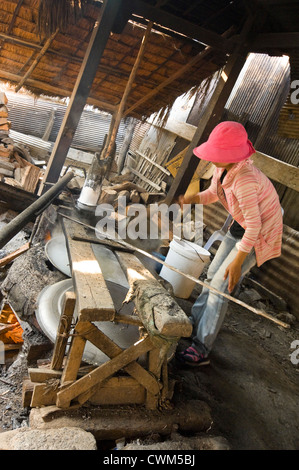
[160,239,210,299]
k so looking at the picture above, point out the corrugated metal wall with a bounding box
[5,90,127,154]
[224,53,299,229]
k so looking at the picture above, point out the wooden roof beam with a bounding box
[129,0,231,52]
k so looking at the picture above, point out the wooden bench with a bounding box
[26,218,192,411]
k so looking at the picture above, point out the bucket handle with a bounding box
[173,236,207,263]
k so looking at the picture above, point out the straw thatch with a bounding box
[0,0,297,121]
[0,0,236,119]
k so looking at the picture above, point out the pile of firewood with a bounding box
[0,92,43,194]
[99,180,166,207]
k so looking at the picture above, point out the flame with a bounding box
[44,231,51,242]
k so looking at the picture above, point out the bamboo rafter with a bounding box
[0,0,24,53]
[15,28,60,93]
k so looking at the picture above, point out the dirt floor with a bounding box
[172,291,299,450]
[0,278,298,450]
[0,213,298,450]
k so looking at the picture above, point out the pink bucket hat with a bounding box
[193,121,255,163]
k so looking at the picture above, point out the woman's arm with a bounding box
[224,250,248,293]
[178,170,220,207]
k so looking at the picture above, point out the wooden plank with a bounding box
[251,152,299,193]
[22,379,36,408]
[75,321,160,395]
[113,313,142,327]
[116,250,155,283]
[129,168,162,191]
[90,376,145,406]
[134,150,171,175]
[62,218,115,322]
[158,120,299,192]
[51,292,76,370]
[146,349,163,410]
[39,0,122,192]
[56,336,154,408]
[28,368,62,383]
[31,382,60,407]
[60,328,86,384]
[148,117,198,142]
[60,213,131,252]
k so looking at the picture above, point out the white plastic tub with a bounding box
[160,239,210,299]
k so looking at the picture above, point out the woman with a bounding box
[177,121,283,366]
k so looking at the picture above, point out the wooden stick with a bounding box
[106,21,153,155]
[0,242,30,267]
[57,212,290,329]
[15,28,59,92]
[51,292,76,370]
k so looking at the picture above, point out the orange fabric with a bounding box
[0,304,23,344]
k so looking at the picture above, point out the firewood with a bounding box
[0,158,15,172]
[108,181,147,194]
[11,154,41,193]
[0,105,8,118]
[0,123,10,131]
[0,167,13,177]
[130,189,140,203]
[99,188,117,205]
[109,172,134,184]
[0,92,8,105]
[140,192,166,204]
[117,189,130,202]
[0,118,8,126]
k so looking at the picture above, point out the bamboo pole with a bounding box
[57,212,290,329]
[105,21,153,156]
[123,44,212,118]
[15,28,60,93]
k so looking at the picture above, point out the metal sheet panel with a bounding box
[5,90,126,154]
[251,225,299,318]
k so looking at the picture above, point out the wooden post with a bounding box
[164,14,255,204]
[164,51,248,204]
[38,0,122,194]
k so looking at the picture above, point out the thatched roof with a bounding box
[0,0,298,120]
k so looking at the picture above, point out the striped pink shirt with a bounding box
[199,158,283,266]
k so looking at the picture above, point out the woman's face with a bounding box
[213,162,234,170]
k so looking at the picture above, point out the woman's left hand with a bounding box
[224,260,242,293]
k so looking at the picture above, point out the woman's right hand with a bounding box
[178,193,200,208]
[178,194,186,209]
